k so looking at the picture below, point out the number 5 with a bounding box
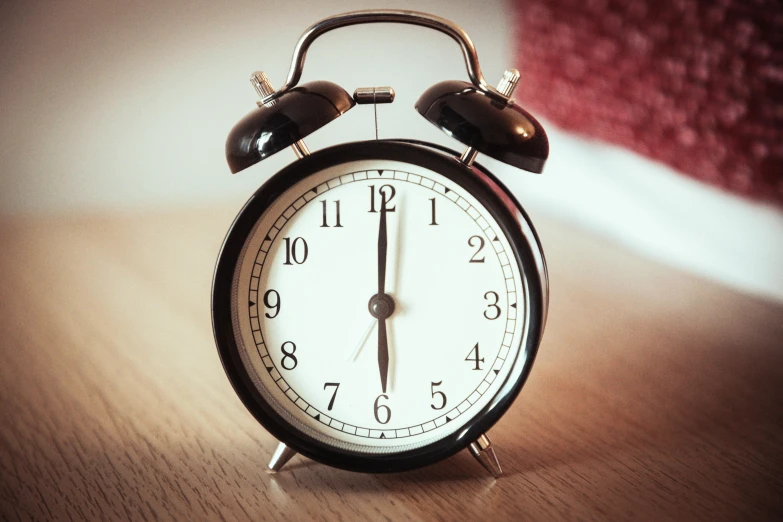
[430,381,447,410]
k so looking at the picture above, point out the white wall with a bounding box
[2,0,782,302]
[0,0,513,214]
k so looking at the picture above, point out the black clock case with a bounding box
[212,139,547,473]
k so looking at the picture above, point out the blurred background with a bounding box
[2,4,782,518]
[1,0,781,302]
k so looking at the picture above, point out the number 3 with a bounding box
[484,291,501,320]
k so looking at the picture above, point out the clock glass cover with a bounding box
[228,156,533,455]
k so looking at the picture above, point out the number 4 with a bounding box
[465,343,484,370]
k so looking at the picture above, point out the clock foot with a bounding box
[266,442,297,473]
[468,433,503,478]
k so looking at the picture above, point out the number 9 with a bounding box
[264,289,281,318]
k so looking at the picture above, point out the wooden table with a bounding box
[1,209,781,521]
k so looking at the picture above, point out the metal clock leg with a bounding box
[468,433,503,478]
[267,442,297,473]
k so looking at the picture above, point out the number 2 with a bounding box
[469,235,485,263]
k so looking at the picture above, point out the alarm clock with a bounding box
[212,10,549,477]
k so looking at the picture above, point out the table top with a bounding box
[1,208,781,521]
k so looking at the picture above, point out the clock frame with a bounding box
[212,140,547,473]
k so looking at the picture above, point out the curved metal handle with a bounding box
[265,9,507,103]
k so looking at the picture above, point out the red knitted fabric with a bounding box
[512,0,783,204]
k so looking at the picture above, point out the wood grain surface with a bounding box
[0,208,781,521]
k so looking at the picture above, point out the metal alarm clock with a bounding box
[212,10,549,477]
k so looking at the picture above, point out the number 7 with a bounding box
[323,382,340,411]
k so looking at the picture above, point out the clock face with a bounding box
[227,154,536,456]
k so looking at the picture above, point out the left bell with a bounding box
[225,78,355,173]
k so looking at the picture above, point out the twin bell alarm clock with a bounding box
[212,10,549,477]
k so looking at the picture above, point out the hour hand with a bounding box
[368,292,394,392]
[378,319,389,393]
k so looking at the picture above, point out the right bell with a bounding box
[415,80,549,173]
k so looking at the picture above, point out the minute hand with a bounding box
[378,204,387,295]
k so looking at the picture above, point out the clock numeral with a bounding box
[465,343,484,370]
[323,382,340,411]
[320,200,343,228]
[280,341,298,370]
[368,184,396,213]
[263,289,280,319]
[429,198,438,226]
[283,237,308,265]
[484,291,501,320]
[430,381,447,410]
[469,235,486,263]
[373,394,391,424]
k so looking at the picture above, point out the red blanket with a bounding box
[513,0,783,205]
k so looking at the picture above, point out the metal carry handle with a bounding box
[265,9,507,103]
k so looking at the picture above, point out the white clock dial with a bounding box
[231,159,528,453]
